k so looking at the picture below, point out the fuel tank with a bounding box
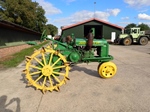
[75,38,107,47]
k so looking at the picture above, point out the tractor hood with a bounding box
[119,34,129,39]
[75,38,108,46]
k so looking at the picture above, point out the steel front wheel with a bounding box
[24,47,70,93]
[98,62,117,78]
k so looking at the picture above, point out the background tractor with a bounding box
[114,27,149,46]
[23,31,117,93]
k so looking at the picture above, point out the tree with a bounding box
[32,2,47,32]
[0,0,47,32]
[46,24,58,36]
[137,23,150,31]
[125,23,136,29]
[125,23,150,31]
[0,0,20,22]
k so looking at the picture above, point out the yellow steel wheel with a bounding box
[24,47,70,93]
[98,62,117,78]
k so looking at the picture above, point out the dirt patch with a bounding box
[0,44,31,69]
[0,55,13,61]
[0,55,13,69]
[0,44,31,59]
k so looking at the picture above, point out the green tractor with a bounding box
[114,27,149,45]
[23,32,117,93]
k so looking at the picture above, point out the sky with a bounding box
[33,0,150,30]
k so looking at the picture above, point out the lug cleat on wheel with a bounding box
[23,47,70,93]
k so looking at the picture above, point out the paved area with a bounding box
[0,42,150,112]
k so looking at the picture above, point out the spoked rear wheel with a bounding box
[98,62,117,78]
[24,47,70,93]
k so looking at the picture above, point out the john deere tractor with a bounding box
[114,27,149,45]
[23,33,117,93]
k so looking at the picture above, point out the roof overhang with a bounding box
[0,20,41,35]
[61,18,124,30]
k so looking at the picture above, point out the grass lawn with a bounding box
[0,41,50,68]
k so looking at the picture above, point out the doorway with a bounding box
[84,25,103,39]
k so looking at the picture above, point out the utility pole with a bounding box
[94,2,96,18]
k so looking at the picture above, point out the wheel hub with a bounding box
[42,65,53,76]
[106,69,110,73]
[125,40,129,44]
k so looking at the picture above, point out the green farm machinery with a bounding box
[23,33,117,93]
[114,27,149,45]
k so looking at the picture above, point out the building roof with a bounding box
[61,18,124,30]
[0,20,41,35]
